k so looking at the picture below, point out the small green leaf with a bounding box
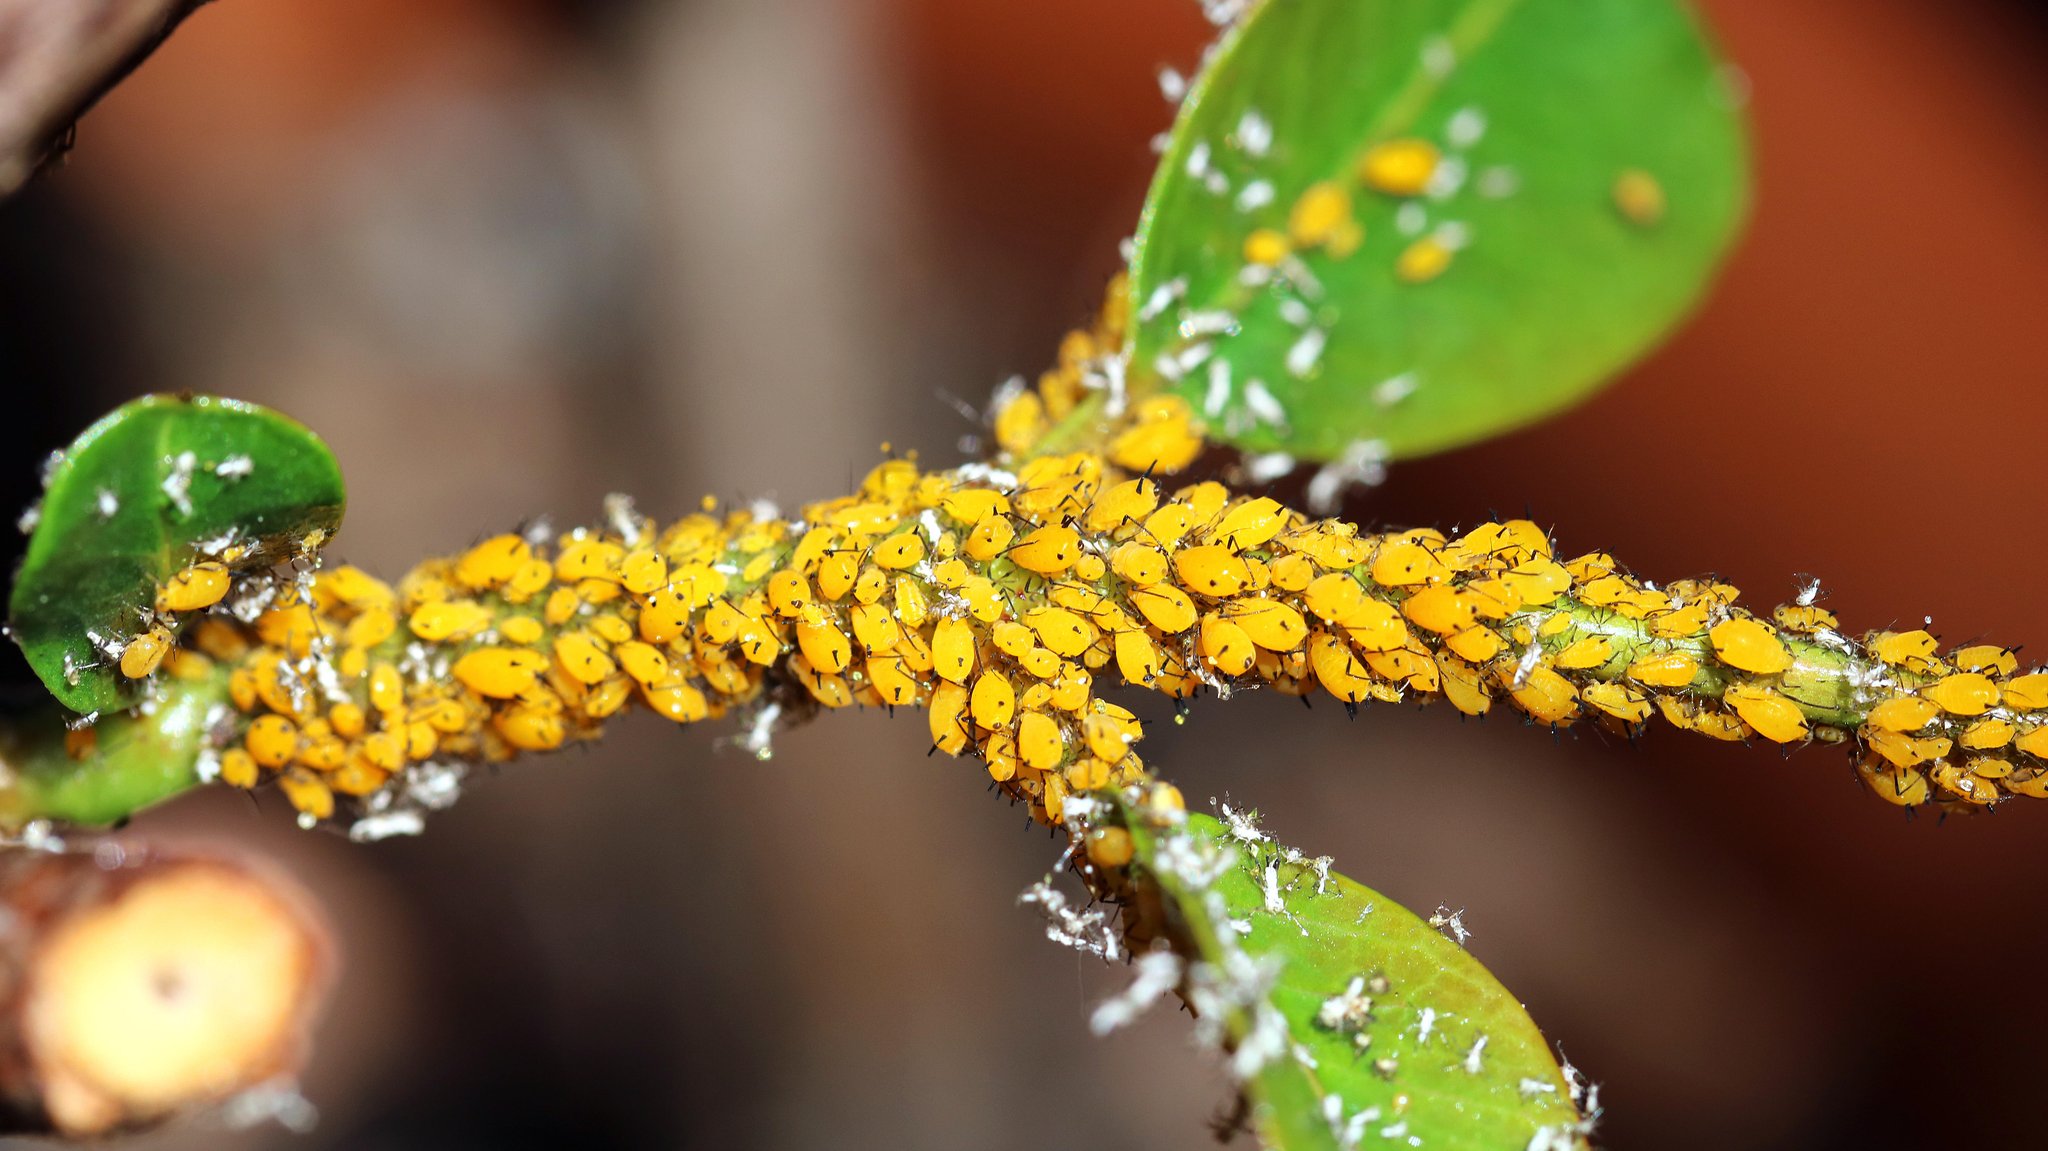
[1130,0,1748,462]
[8,395,345,714]
[0,672,226,829]
[1122,809,1587,1150]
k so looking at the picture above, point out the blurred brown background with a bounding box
[2,1,2046,1148]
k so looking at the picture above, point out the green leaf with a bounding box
[1129,0,1748,462]
[8,395,345,715]
[1120,808,1588,1150]
[0,671,226,829]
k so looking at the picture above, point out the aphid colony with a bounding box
[117,433,2048,825]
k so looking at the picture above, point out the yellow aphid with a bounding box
[1612,169,1666,227]
[454,535,531,590]
[315,566,394,610]
[276,771,335,821]
[1399,586,1473,635]
[1300,573,1364,623]
[190,618,250,662]
[1925,672,1999,717]
[1025,606,1093,658]
[1863,728,1949,770]
[505,559,554,602]
[254,602,319,656]
[816,551,859,601]
[1582,681,1652,725]
[959,576,1006,623]
[1042,776,1069,823]
[614,641,669,688]
[494,705,561,752]
[1870,630,1941,669]
[1509,666,1579,725]
[412,698,470,735]
[1395,236,1453,284]
[1627,651,1699,689]
[1081,712,1130,764]
[930,682,971,753]
[1085,479,1160,534]
[1772,603,1838,634]
[993,389,1046,454]
[1338,598,1408,652]
[1114,629,1162,685]
[1085,827,1135,869]
[1443,625,1502,663]
[638,589,691,645]
[895,577,929,630]
[1554,635,1615,671]
[2003,674,2048,711]
[543,586,581,627]
[1709,618,1792,675]
[871,532,926,570]
[643,679,709,724]
[1308,634,1376,703]
[993,620,1035,659]
[1018,646,1060,680]
[1960,719,2016,752]
[1952,645,2019,677]
[119,626,173,679]
[1724,684,1808,743]
[1930,761,1995,806]
[217,747,260,789]
[1243,227,1290,267]
[1130,585,1198,634]
[498,616,543,645]
[369,662,404,713]
[1112,543,1168,587]
[1007,525,1079,575]
[618,548,667,596]
[1867,696,1940,733]
[1289,180,1352,248]
[961,518,1016,566]
[1140,503,1196,550]
[767,570,812,618]
[926,616,973,683]
[156,561,232,613]
[1857,761,1931,808]
[554,538,624,583]
[1174,545,1252,598]
[1648,602,1711,639]
[1017,680,1055,712]
[1358,138,1440,197]
[245,715,299,769]
[454,647,549,698]
[972,671,1016,729]
[852,564,888,605]
[2019,726,2048,759]
[409,600,494,642]
[940,488,1009,526]
[1050,664,1093,712]
[1199,615,1257,677]
[865,653,919,706]
[1224,598,1308,650]
[1270,553,1316,592]
[553,632,617,685]
[1501,558,1572,607]
[1210,497,1286,551]
[1108,397,1204,474]
[1073,553,1106,582]
[1017,711,1064,771]
[1371,540,1449,587]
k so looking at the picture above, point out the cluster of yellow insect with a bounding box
[119,408,2048,827]
[1238,137,1473,286]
